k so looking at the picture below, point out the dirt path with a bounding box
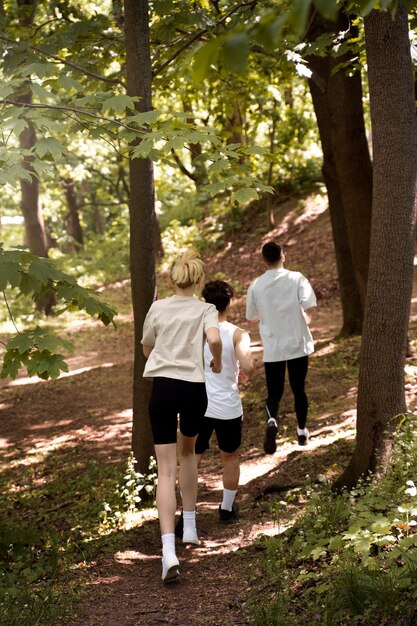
[4,193,416,625]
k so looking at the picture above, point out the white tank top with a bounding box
[204,321,243,419]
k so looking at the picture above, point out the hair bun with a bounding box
[171,249,205,289]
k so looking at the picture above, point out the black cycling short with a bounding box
[149,376,208,445]
[195,415,243,454]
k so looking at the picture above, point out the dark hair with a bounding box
[202,280,235,313]
[262,241,282,265]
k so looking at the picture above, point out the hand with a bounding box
[210,359,222,374]
[239,370,249,383]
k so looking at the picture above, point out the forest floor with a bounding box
[2,191,417,625]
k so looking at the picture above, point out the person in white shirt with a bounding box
[246,241,317,454]
[141,251,222,583]
[196,280,254,522]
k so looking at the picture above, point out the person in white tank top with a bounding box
[196,281,254,522]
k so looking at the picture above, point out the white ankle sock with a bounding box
[297,427,308,436]
[183,510,196,535]
[161,533,176,560]
[182,510,200,544]
[221,488,237,512]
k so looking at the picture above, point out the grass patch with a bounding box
[0,441,156,625]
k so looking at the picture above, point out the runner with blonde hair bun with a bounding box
[142,249,222,583]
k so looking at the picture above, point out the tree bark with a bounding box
[19,94,48,258]
[306,12,372,331]
[124,0,156,474]
[61,178,84,250]
[335,3,417,489]
[15,0,49,259]
[307,59,363,336]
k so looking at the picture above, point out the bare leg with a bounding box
[178,432,198,511]
[220,449,240,491]
[178,432,199,543]
[154,443,178,535]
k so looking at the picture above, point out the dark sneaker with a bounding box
[263,419,278,454]
[219,502,239,523]
[174,511,183,539]
[297,428,309,446]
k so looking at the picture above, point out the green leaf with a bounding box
[231,187,259,205]
[58,75,83,92]
[223,33,250,73]
[31,82,52,102]
[102,94,136,114]
[328,535,344,550]
[1,350,22,380]
[129,109,162,126]
[290,0,312,38]
[0,260,21,289]
[254,14,288,52]
[313,0,338,21]
[371,517,392,534]
[356,0,378,16]
[193,38,222,86]
[35,137,66,159]
[208,158,229,174]
[6,333,34,356]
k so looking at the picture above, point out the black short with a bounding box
[195,415,243,454]
[149,377,208,445]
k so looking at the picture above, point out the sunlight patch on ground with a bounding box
[268,193,328,242]
[5,362,115,387]
[89,575,122,586]
[315,341,337,357]
[0,437,11,450]
[26,434,72,457]
[114,550,159,564]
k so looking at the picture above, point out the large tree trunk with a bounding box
[306,13,372,331]
[124,0,156,474]
[307,59,363,336]
[335,3,417,489]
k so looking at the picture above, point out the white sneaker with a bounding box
[161,555,180,583]
[297,427,309,446]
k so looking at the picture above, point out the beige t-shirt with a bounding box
[141,295,219,382]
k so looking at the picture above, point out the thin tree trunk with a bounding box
[61,178,84,250]
[124,0,156,474]
[335,3,417,489]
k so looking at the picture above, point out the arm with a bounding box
[246,283,259,321]
[142,344,153,359]
[303,306,315,326]
[234,328,254,376]
[206,326,222,373]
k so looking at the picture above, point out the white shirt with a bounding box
[246,268,316,362]
[141,295,219,382]
[204,321,242,419]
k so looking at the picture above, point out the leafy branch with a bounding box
[0,245,117,381]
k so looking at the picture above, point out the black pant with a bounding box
[264,356,309,429]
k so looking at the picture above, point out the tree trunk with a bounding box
[335,3,417,489]
[306,12,372,330]
[182,98,209,190]
[14,0,49,259]
[307,61,363,336]
[61,178,84,250]
[124,0,156,474]
[19,104,48,258]
[90,190,105,235]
